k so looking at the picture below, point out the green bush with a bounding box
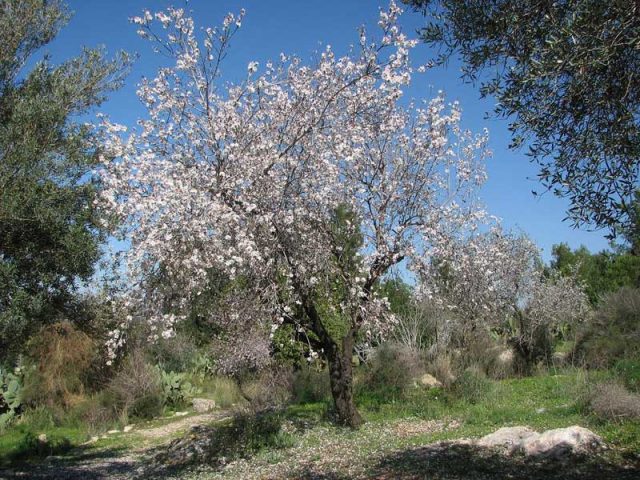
[573,287,640,368]
[0,367,23,429]
[158,369,200,409]
[613,358,640,393]
[361,343,423,401]
[194,375,243,408]
[292,365,331,404]
[452,366,493,404]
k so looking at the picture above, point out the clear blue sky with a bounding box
[47,0,610,261]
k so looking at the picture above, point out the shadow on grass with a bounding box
[369,442,640,480]
[143,408,295,478]
[0,444,138,479]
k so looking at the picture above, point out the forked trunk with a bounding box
[326,335,363,428]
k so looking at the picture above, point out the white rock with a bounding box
[123,425,134,433]
[107,429,120,434]
[37,433,48,443]
[477,426,538,453]
[419,373,443,389]
[192,398,216,413]
[175,411,189,417]
[521,426,603,457]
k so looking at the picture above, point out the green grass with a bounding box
[2,368,638,477]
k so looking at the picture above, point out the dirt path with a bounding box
[0,411,231,480]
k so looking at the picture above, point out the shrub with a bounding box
[452,366,493,404]
[241,366,293,410]
[362,342,423,400]
[292,365,331,403]
[194,375,243,408]
[0,367,23,429]
[613,358,640,393]
[427,353,458,388]
[158,369,200,409]
[23,322,96,409]
[150,332,199,373]
[573,287,640,368]
[589,382,640,422]
[107,350,163,421]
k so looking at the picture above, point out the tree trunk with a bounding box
[326,335,363,428]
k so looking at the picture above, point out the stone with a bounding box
[107,429,120,434]
[520,426,603,457]
[419,373,443,389]
[497,349,514,365]
[192,398,216,413]
[475,425,603,458]
[37,433,47,443]
[175,411,189,417]
[123,425,134,433]
[476,426,538,453]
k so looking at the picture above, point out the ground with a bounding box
[0,371,638,479]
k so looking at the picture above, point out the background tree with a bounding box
[99,2,489,427]
[421,228,590,369]
[551,243,640,304]
[407,0,640,239]
[0,0,129,365]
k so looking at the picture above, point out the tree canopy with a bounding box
[407,0,640,239]
[0,0,129,365]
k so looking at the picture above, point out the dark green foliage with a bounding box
[452,366,492,404]
[551,243,640,304]
[573,288,640,367]
[408,0,640,237]
[614,359,640,393]
[291,365,331,404]
[0,0,130,365]
[0,367,23,429]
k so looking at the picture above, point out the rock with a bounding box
[419,373,443,389]
[123,425,134,433]
[477,426,537,453]
[37,433,47,443]
[497,349,514,365]
[552,351,568,366]
[521,426,603,457]
[175,411,189,417]
[475,425,603,458]
[192,398,216,413]
[107,429,120,434]
[535,407,546,414]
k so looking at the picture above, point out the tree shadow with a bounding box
[0,444,139,479]
[369,442,640,480]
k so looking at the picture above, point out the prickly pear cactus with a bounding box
[0,367,23,429]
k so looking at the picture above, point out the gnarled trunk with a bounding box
[326,334,363,428]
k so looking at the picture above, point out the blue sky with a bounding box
[47,0,610,260]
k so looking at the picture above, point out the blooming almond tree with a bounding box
[421,228,590,367]
[99,2,489,427]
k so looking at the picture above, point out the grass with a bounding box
[1,368,638,478]
[168,368,639,479]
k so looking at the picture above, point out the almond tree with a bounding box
[421,228,590,368]
[99,2,489,427]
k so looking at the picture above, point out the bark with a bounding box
[326,333,363,428]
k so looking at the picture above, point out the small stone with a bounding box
[192,398,216,413]
[37,433,47,443]
[419,373,443,389]
[123,425,134,433]
[107,429,120,434]
[536,407,546,414]
[175,411,189,417]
